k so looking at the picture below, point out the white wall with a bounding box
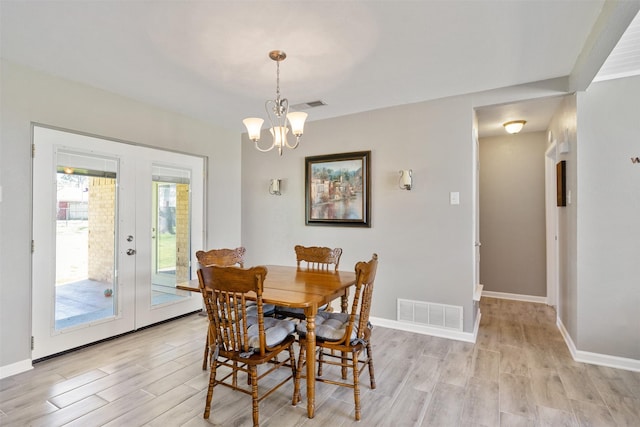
[576,76,640,359]
[479,132,547,297]
[0,60,242,373]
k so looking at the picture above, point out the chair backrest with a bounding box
[345,253,378,344]
[198,265,269,357]
[196,247,246,268]
[295,245,343,271]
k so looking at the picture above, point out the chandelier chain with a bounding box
[276,60,281,105]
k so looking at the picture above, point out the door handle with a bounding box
[126,248,136,256]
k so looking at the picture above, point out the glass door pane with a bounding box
[151,165,191,306]
[55,151,118,329]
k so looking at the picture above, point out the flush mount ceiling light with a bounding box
[503,120,527,134]
[243,50,308,156]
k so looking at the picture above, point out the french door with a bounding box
[32,125,204,359]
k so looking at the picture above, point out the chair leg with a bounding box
[231,361,238,387]
[289,343,297,381]
[352,349,361,421]
[203,361,217,419]
[293,341,306,405]
[317,349,324,376]
[251,365,259,426]
[341,350,348,379]
[202,335,209,370]
[366,342,376,389]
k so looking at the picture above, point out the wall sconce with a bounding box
[269,178,282,195]
[558,128,570,154]
[399,170,412,190]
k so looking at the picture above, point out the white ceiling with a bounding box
[477,8,640,138]
[594,8,640,83]
[1,1,638,137]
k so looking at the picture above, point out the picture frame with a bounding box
[305,151,371,227]
[556,160,566,207]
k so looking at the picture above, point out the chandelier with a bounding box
[243,50,308,156]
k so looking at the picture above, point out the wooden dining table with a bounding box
[177,264,356,419]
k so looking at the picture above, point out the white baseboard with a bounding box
[481,290,547,304]
[473,284,483,302]
[486,292,640,372]
[370,316,478,343]
[556,317,640,372]
[0,359,33,379]
[473,307,482,339]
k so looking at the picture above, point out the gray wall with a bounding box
[5,56,637,372]
[0,57,572,374]
[549,78,640,360]
[549,95,578,340]
[479,132,547,296]
[241,97,478,331]
[576,76,640,359]
[0,60,243,371]
[238,80,570,334]
[548,95,579,346]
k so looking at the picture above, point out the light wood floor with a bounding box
[1,298,639,426]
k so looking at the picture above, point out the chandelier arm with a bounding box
[281,97,299,150]
[284,135,300,150]
[265,99,288,156]
[253,139,276,152]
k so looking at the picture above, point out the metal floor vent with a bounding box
[397,298,463,331]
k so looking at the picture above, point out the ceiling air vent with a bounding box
[291,100,327,110]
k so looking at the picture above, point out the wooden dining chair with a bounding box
[292,253,378,421]
[196,247,246,268]
[195,247,276,369]
[295,245,342,271]
[274,245,343,319]
[196,247,246,370]
[198,265,297,427]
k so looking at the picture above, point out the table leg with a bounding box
[341,289,349,313]
[305,306,317,418]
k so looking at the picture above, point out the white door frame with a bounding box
[544,140,559,308]
[472,126,482,302]
[32,125,204,359]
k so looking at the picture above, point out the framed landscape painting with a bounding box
[305,151,371,227]
[556,160,566,207]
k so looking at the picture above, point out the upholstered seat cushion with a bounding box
[243,316,296,349]
[297,311,365,343]
[246,303,276,317]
